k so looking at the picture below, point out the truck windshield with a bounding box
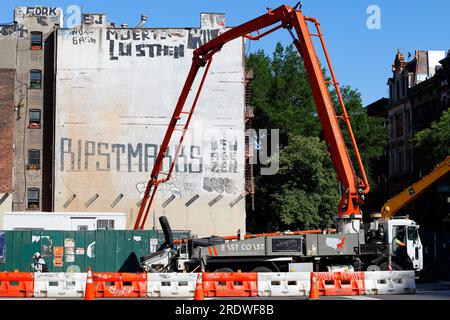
[407,226,417,241]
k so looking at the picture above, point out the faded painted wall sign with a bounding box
[107,29,186,60]
[55,15,246,236]
[22,7,59,17]
[60,138,203,173]
[0,24,28,39]
[105,28,222,60]
[187,29,221,49]
[210,138,238,173]
[71,29,96,45]
[14,7,63,27]
[0,25,15,37]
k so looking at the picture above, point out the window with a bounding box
[396,148,404,175]
[97,219,115,230]
[407,226,418,242]
[28,109,41,128]
[406,147,413,173]
[404,76,408,96]
[389,116,395,140]
[395,113,404,138]
[400,77,404,98]
[395,80,400,101]
[27,149,40,169]
[389,150,395,177]
[30,32,43,50]
[77,225,88,231]
[30,70,42,89]
[394,226,406,243]
[27,188,40,209]
[408,73,414,88]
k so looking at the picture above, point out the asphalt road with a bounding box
[0,282,450,301]
[208,289,450,300]
[1,288,449,300]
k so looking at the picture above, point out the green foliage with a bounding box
[247,44,320,146]
[245,43,388,232]
[274,135,339,230]
[331,86,388,189]
[413,109,450,168]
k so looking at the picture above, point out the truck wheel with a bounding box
[366,265,381,272]
[251,266,273,273]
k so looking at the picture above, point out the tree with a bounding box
[247,44,320,146]
[413,109,450,169]
[331,86,388,189]
[273,135,339,230]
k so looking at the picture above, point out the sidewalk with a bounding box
[416,281,450,291]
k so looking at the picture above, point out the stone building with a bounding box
[386,49,449,229]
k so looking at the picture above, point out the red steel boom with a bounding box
[134,4,370,230]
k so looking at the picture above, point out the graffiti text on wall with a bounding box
[202,177,235,194]
[187,29,221,49]
[22,7,59,17]
[71,29,96,45]
[0,24,28,39]
[0,25,15,38]
[105,28,222,60]
[60,138,203,173]
[107,29,185,61]
[210,139,238,173]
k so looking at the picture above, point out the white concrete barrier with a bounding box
[147,273,198,297]
[34,273,87,298]
[364,271,416,295]
[257,272,311,297]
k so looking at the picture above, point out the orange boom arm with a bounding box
[134,4,369,230]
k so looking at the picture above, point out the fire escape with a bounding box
[245,69,255,210]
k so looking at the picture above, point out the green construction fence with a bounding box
[0,229,190,272]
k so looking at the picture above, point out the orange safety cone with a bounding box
[194,272,205,300]
[84,267,95,300]
[308,273,320,300]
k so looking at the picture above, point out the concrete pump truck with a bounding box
[135,4,424,277]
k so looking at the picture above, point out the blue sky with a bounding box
[1,0,449,106]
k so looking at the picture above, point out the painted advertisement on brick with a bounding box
[54,14,246,236]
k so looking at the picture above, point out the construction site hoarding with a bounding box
[54,14,246,236]
[0,229,189,272]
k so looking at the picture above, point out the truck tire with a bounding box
[366,265,381,272]
[251,266,273,273]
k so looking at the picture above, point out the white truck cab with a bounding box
[376,217,423,274]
